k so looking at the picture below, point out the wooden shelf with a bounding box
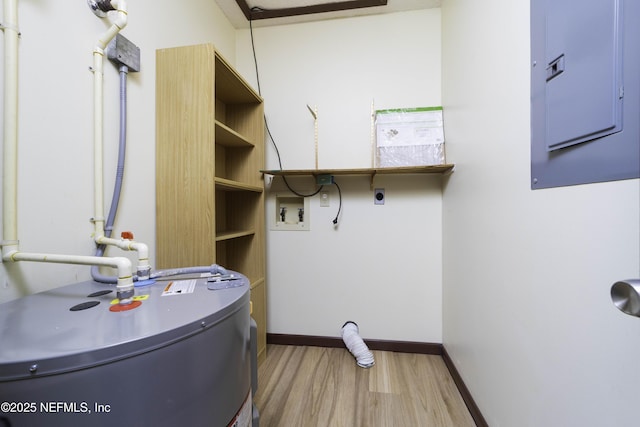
[261,164,454,177]
[261,164,454,188]
[214,51,262,104]
[215,177,264,192]
[216,229,256,242]
[215,121,254,148]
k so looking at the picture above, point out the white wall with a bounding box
[0,0,236,304]
[235,9,444,342]
[442,1,640,426]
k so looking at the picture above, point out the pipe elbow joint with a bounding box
[124,241,150,279]
[112,255,132,277]
[111,0,128,30]
[94,0,127,49]
[211,264,229,275]
[130,241,149,260]
[1,242,19,262]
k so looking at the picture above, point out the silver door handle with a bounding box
[611,279,640,317]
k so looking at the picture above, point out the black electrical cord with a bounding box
[249,16,327,201]
[249,16,262,98]
[332,181,342,225]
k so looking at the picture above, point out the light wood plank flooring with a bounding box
[254,345,476,427]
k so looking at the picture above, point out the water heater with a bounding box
[0,273,256,427]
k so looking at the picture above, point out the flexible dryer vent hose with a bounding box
[341,321,375,368]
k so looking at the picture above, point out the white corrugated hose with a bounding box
[341,321,375,368]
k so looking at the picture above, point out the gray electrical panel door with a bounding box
[545,0,623,151]
[531,0,640,189]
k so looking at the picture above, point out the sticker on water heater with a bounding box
[161,280,197,296]
[109,294,149,305]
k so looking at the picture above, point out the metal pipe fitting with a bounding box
[87,0,116,17]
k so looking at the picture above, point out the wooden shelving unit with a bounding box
[156,44,267,362]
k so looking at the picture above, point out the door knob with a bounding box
[611,279,640,317]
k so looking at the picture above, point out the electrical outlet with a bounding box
[320,191,330,207]
[374,188,385,205]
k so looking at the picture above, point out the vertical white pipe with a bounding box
[93,0,127,243]
[2,0,19,258]
[93,47,106,242]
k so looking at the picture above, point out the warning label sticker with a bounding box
[161,280,196,296]
[227,392,252,427]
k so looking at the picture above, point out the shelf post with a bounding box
[307,104,318,170]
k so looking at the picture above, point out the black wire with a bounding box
[249,18,262,97]
[332,181,342,225]
[263,112,282,169]
[249,14,324,199]
[284,177,324,197]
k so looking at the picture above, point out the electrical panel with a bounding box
[544,0,622,151]
[531,0,640,189]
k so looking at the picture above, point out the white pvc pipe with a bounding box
[96,236,150,279]
[8,251,134,300]
[92,0,127,244]
[1,0,135,305]
[2,0,19,258]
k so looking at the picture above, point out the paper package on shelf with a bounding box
[375,107,445,167]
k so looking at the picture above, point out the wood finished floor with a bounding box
[254,344,476,427]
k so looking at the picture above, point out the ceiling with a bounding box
[215,0,441,28]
